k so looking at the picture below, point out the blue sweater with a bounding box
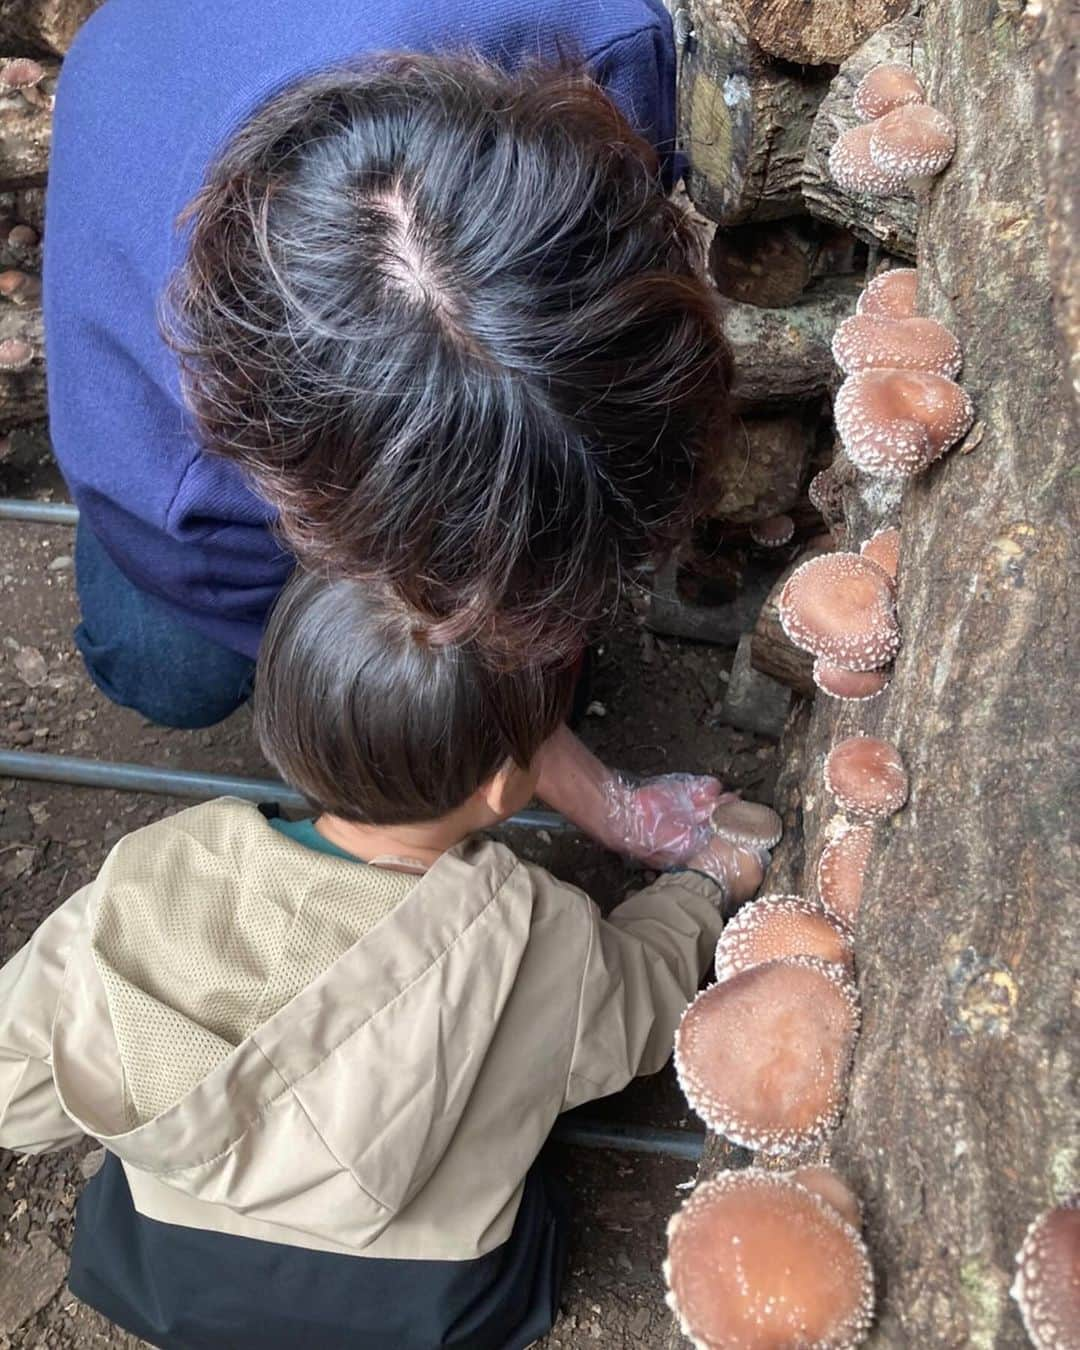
[44,0,678,658]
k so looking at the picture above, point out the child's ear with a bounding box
[477,762,518,818]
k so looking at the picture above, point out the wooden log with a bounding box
[698,410,815,522]
[709,218,864,308]
[0,0,103,55]
[0,64,57,190]
[749,552,820,696]
[732,0,911,66]
[723,273,861,409]
[0,300,43,428]
[680,1,830,226]
[802,14,922,260]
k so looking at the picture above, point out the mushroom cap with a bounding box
[857,268,918,319]
[832,315,962,380]
[0,58,45,91]
[789,1166,864,1230]
[1011,1196,1080,1350]
[7,224,38,248]
[664,1170,874,1350]
[825,736,908,820]
[829,123,907,196]
[0,337,34,371]
[674,956,860,1154]
[778,552,900,671]
[813,659,892,702]
[860,527,901,581]
[852,63,925,120]
[808,468,845,523]
[834,369,974,477]
[715,896,853,983]
[869,104,956,181]
[711,799,783,850]
[750,513,795,548]
[817,824,875,927]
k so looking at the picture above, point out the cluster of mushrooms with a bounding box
[0,57,48,375]
[662,63,1076,1350]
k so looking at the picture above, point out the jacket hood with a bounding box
[49,799,534,1249]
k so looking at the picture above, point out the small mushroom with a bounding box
[832,314,962,380]
[674,956,860,1155]
[860,527,901,582]
[869,104,956,184]
[825,736,908,821]
[789,1165,864,1230]
[857,268,918,319]
[852,63,925,120]
[778,552,900,672]
[712,799,783,851]
[834,369,974,477]
[1011,1196,1080,1350]
[829,123,907,196]
[0,337,34,371]
[0,269,41,307]
[715,896,853,983]
[813,659,891,702]
[817,824,875,927]
[0,58,45,92]
[7,224,38,249]
[750,514,795,548]
[664,1170,874,1350]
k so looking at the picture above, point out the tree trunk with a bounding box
[680,1,830,226]
[0,299,42,428]
[0,66,57,190]
[0,0,103,55]
[733,0,911,65]
[801,13,922,260]
[669,1,1078,1345]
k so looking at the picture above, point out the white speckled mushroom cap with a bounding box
[860,527,901,582]
[857,269,919,319]
[779,552,900,671]
[829,123,907,195]
[824,736,908,821]
[663,1170,875,1350]
[711,799,783,850]
[1010,1196,1080,1350]
[715,896,853,983]
[852,63,924,120]
[749,514,795,547]
[674,956,860,1156]
[813,659,892,702]
[832,315,962,379]
[834,369,974,477]
[869,104,956,181]
[817,824,876,928]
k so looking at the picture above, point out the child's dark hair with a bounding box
[254,569,576,823]
[166,52,729,669]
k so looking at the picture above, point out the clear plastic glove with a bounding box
[599,771,740,869]
[685,836,770,910]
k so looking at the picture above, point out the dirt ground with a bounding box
[0,428,777,1349]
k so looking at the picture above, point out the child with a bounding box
[0,573,764,1349]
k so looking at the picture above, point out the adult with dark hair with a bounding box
[45,0,740,866]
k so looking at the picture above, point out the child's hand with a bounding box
[600,772,738,868]
[685,837,768,909]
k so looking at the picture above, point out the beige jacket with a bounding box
[0,799,723,1262]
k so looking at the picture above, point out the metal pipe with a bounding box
[0,499,79,525]
[552,1119,705,1161]
[0,750,567,832]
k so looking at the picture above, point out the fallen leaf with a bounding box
[13,646,47,687]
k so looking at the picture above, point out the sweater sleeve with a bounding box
[0,888,92,1154]
[562,870,724,1111]
[589,13,681,187]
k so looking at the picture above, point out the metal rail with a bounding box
[552,1120,704,1161]
[0,499,79,524]
[0,750,568,833]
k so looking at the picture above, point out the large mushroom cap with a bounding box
[813,659,891,702]
[834,369,974,477]
[857,268,918,319]
[789,1166,864,1230]
[832,315,962,380]
[1011,1197,1080,1350]
[852,63,925,120]
[778,552,900,671]
[715,896,853,982]
[860,527,901,582]
[712,799,783,850]
[674,957,860,1154]
[825,736,908,820]
[664,1171,874,1349]
[870,104,957,182]
[817,824,875,927]
[829,123,907,196]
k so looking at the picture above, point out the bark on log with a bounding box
[680,1,830,226]
[709,218,864,308]
[749,552,821,696]
[698,409,815,522]
[732,0,912,66]
[802,14,921,259]
[670,2,1078,1345]
[0,66,56,190]
[723,274,861,408]
[0,0,102,55]
[0,300,43,428]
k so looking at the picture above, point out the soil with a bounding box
[0,427,778,1349]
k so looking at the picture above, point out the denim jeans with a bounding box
[74,522,256,729]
